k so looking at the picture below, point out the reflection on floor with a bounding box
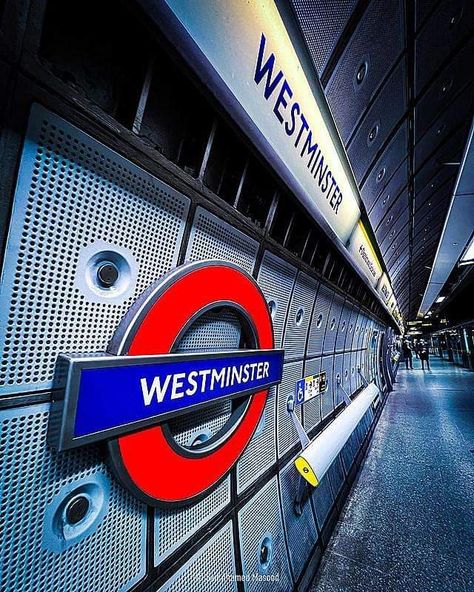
[310,356,474,592]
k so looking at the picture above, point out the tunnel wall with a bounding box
[0,2,395,591]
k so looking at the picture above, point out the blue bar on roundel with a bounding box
[69,349,284,443]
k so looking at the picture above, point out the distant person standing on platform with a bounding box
[420,345,430,371]
[402,341,413,369]
[415,341,423,359]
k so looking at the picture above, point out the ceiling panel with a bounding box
[414,85,474,172]
[347,61,407,183]
[292,0,474,321]
[323,0,405,143]
[371,188,409,233]
[415,38,474,139]
[415,0,474,96]
[291,0,358,76]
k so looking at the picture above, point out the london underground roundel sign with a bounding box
[51,261,284,507]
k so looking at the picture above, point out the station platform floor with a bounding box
[310,356,474,592]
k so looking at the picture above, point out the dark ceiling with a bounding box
[289,0,474,320]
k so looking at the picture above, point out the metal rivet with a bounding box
[296,308,304,326]
[356,61,368,84]
[97,262,119,287]
[440,79,453,96]
[368,124,379,144]
[268,300,277,318]
[449,8,463,28]
[65,496,90,525]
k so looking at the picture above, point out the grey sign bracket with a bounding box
[358,366,369,387]
[336,376,352,406]
[287,394,310,449]
[287,394,311,516]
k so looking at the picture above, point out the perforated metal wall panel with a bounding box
[278,457,319,581]
[351,350,362,392]
[282,272,318,361]
[361,318,371,349]
[154,478,230,565]
[366,349,374,383]
[347,62,407,184]
[333,353,345,406]
[307,284,333,357]
[0,104,190,395]
[277,361,303,458]
[357,315,368,348]
[345,305,359,350]
[320,356,335,419]
[369,329,378,382]
[350,351,359,393]
[302,356,322,431]
[343,352,352,395]
[256,251,297,348]
[335,301,350,352]
[185,207,258,273]
[323,292,344,354]
[325,0,405,144]
[156,522,236,592]
[362,349,371,385]
[237,387,276,494]
[0,403,147,592]
[238,477,292,591]
[310,472,334,530]
[357,350,367,389]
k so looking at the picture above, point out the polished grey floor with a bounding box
[310,356,474,592]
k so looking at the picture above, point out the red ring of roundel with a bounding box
[108,262,274,506]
